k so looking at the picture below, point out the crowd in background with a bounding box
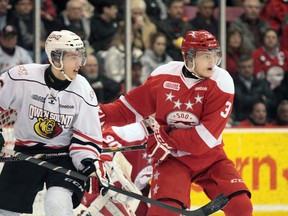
[0,0,288,127]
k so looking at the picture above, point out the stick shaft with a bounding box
[101,144,147,153]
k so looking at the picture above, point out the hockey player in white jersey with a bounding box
[0,30,110,216]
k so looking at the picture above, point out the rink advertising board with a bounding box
[189,128,288,215]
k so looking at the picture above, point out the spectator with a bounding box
[104,23,143,84]
[270,100,288,126]
[80,54,120,103]
[225,27,246,77]
[41,0,57,34]
[273,70,288,106]
[232,55,276,123]
[280,17,288,50]
[252,29,288,79]
[54,0,90,44]
[155,0,194,60]
[260,0,288,32]
[190,0,218,39]
[144,0,167,22]
[237,101,272,126]
[265,66,285,92]
[13,0,48,62]
[140,32,173,82]
[0,25,33,73]
[131,58,143,89]
[131,0,157,51]
[80,0,95,19]
[89,0,119,54]
[0,0,15,30]
[229,0,270,54]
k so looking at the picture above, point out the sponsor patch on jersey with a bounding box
[31,94,46,103]
[59,104,75,109]
[195,86,208,91]
[163,81,180,91]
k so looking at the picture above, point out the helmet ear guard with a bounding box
[50,50,62,63]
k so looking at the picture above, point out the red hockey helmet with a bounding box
[181,30,221,65]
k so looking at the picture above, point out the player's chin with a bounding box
[202,71,213,78]
[72,70,79,77]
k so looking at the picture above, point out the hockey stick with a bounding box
[0,144,146,161]
[101,144,147,153]
[0,143,146,161]
[1,148,228,216]
[0,149,69,162]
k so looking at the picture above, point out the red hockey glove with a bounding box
[80,155,112,196]
[147,125,178,161]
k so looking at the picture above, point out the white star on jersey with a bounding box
[153,184,159,195]
[185,100,194,110]
[173,99,182,109]
[147,157,153,164]
[195,94,204,104]
[142,152,148,159]
[166,91,175,101]
[154,170,160,180]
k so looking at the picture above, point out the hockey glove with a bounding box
[80,155,112,196]
[147,125,178,161]
[0,130,5,154]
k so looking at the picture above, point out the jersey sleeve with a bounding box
[103,122,148,148]
[69,83,103,170]
[170,75,234,156]
[100,76,158,127]
[0,69,23,111]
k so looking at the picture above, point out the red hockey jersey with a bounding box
[101,61,234,171]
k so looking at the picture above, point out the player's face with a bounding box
[194,51,217,78]
[62,52,83,80]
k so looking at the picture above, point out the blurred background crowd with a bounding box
[0,0,288,127]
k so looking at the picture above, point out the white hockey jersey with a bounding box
[0,64,103,169]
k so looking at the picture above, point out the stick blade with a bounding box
[201,194,229,215]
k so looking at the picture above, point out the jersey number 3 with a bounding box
[220,101,232,118]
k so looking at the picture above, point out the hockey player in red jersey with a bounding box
[80,120,154,215]
[0,30,109,216]
[99,30,253,215]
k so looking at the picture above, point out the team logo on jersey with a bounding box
[167,111,199,129]
[34,117,62,139]
[134,165,153,190]
[29,104,74,138]
[163,81,180,91]
[18,65,28,75]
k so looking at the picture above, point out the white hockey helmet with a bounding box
[45,30,87,72]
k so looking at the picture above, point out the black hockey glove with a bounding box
[80,156,111,196]
[0,130,5,153]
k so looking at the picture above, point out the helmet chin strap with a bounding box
[61,70,72,81]
[184,60,203,79]
[51,58,73,82]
